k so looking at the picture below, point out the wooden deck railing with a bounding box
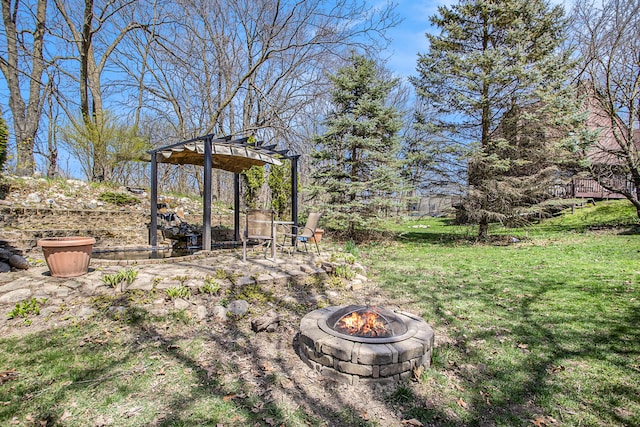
[550,178,634,199]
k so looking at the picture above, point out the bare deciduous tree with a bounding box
[52,0,147,181]
[0,0,48,176]
[115,0,398,198]
[572,0,640,217]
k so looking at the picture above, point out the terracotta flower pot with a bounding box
[311,229,324,243]
[37,237,96,278]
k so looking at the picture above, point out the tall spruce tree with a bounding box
[411,0,584,238]
[311,55,403,238]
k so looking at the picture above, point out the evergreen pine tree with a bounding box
[311,54,404,238]
[411,0,585,238]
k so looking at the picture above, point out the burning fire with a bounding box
[334,309,392,338]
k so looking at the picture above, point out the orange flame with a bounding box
[335,310,391,338]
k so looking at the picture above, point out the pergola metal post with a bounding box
[149,153,158,246]
[203,136,213,250]
[290,155,299,245]
[234,173,241,242]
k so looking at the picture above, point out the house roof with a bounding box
[148,134,286,174]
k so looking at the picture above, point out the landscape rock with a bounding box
[251,311,282,332]
[40,306,59,318]
[76,306,97,319]
[354,273,367,283]
[26,193,41,204]
[320,262,335,274]
[0,249,12,261]
[196,305,208,320]
[8,254,29,270]
[211,305,227,321]
[0,288,32,304]
[235,276,255,286]
[184,278,202,289]
[0,262,10,273]
[108,306,127,316]
[227,299,249,317]
[174,298,191,310]
[349,279,365,291]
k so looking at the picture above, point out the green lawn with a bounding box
[1,200,638,426]
[361,201,639,426]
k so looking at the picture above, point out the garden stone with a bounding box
[354,273,367,282]
[211,305,227,321]
[40,306,59,318]
[108,306,127,316]
[196,305,208,321]
[353,262,366,272]
[0,249,12,261]
[0,288,32,304]
[76,306,96,319]
[26,193,41,204]
[155,279,181,290]
[349,279,365,291]
[61,279,84,290]
[184,278,202,289]
[0,262,10,273]
[174,298,190,310]
[255,273,273,285]
[227,299,249,316]
[235,276,255,286]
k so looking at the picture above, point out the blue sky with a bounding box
[384,0,572,81]
[384,0,449,79]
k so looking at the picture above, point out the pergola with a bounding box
[147,134,300,250]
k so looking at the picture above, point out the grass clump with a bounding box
[229,283,271,304]
[7,298,46,324]
[333,264,356,280]
[97,191,140,206]
[199,276,221,295]
[166,285,191,300]
[344,240,359,257]
[102,268,138,288]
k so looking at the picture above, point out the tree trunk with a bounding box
[1,0,48,176]
[478,218,489,240]
[46,115,58,178]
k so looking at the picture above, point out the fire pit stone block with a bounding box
[320,336,355,361]
[336,360,374,377]
[393,338,429,362]
[297,306,434,385]
[353,343,395,365]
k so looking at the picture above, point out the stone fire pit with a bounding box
[297,305,434,385]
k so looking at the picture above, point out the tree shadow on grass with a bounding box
[0,262,405,426]
[377,271,640,426]
[2,250,638,426]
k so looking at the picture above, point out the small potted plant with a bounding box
[37,236,96,277]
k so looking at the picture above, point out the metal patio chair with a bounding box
[242,209,276,261]
[281,212,322,255]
